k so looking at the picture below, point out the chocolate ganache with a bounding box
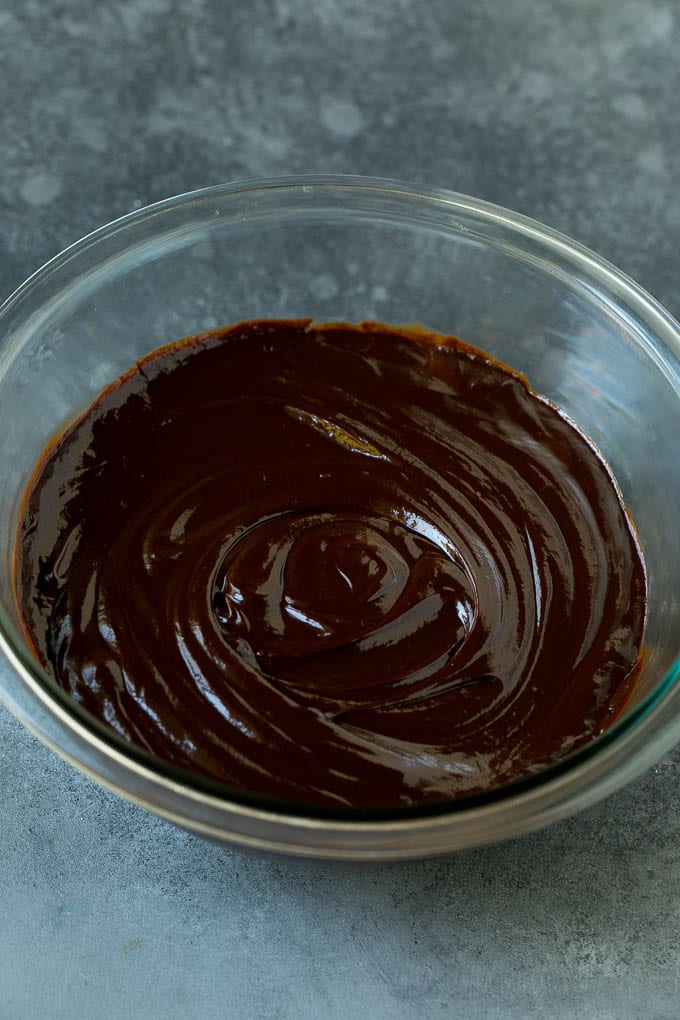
[15,319,647,807]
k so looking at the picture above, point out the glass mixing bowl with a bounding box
[1,175,679,859]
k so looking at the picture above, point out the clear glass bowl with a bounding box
[1,175,679,860]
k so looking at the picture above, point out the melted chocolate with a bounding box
[15,319,647,807]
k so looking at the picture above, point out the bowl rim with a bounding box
[2,173,680,853]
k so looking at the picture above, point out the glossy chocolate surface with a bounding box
[16,320,647,807]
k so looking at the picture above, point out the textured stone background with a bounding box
[1,2,679,1018]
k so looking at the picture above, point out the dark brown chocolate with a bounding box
[15,319,647,807]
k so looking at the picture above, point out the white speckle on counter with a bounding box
[311,274,339,300]
[637,144,666,176]
[646,5,675,39]
[320,98,365,139]
[76,119,108,153]
[20,173,63,206]
[611,93,648,119]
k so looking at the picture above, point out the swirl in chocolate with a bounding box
[15,320,647,807]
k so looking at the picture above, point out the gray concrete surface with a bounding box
[1,1,679,1017]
